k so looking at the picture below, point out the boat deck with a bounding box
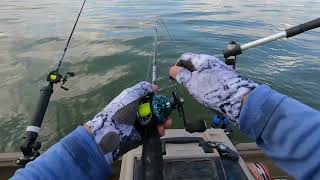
[0,143,290,179]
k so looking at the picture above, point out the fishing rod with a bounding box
[223,18,320,69]
[140,26,163,180]
[139,26,178,180]
[16,0,86,165]
[138,23,209,180]
[212,18,320,132]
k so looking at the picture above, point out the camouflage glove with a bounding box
[85,81,155,164]
[170,53,258,123]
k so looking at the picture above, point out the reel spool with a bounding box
[137,85,207,133]
[137,88,185,125]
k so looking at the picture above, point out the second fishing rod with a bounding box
[212,17,320,130]
[223,18,320,69]
[17,0,86,165]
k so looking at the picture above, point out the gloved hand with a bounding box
[84,81,171,164]
[169,53,258,123]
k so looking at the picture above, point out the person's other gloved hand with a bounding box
[169,53,258,123]
[84,81,171,164]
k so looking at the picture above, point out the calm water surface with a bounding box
[0,0,319,152]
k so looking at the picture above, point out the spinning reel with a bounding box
[138,83,207,133]
[138,86,184,124]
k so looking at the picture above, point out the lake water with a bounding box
[0,0,319,152]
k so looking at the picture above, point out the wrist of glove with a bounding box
[85,82,154,163]
[170,53,258,124]
[85,81,171,165]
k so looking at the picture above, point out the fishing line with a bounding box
[156,17,175,42]
[158,84,175,92]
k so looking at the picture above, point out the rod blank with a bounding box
[56,0,87,71]
[240,31,286,51]
[152,27,158,86]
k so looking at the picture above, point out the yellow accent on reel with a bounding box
[49,74,58,81]
[138,102,151,117]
